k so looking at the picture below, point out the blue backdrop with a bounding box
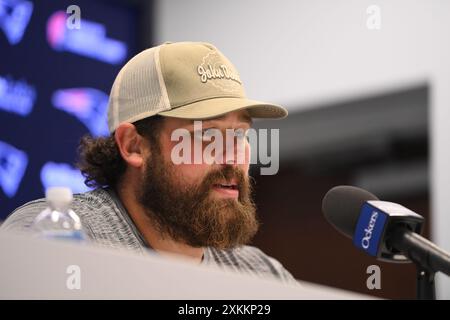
[0,0,140,219]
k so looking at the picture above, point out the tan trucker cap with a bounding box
[107,41,288,133]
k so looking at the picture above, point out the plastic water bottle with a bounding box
[31,187,87,242]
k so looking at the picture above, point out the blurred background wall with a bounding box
[1,0,449,299]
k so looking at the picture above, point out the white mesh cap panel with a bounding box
[107,46,171,133]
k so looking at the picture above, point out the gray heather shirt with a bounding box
[1,188,297,284]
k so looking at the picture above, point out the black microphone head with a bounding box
[322,185,379,239]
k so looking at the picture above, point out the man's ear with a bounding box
[114,123,147,168]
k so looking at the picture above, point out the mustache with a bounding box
[202,166,246,188]
[199,165,252,202]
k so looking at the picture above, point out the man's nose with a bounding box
[218,134,247,166]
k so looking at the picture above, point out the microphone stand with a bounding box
[389,225,450,300]
[417,268,435,300]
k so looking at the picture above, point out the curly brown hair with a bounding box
[76,116,164,189]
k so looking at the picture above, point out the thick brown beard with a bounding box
[138,152,259,249]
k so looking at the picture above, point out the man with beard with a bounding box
[1,42,296,284]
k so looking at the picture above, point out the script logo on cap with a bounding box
[197,51,242,93]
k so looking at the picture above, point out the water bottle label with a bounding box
[41,230,87,242]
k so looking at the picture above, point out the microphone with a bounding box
[322,185,450,276]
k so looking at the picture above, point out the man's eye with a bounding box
[235,129,250,140]
[203,129,217,139]
[193,128,218,141]
[192,128,249,142]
